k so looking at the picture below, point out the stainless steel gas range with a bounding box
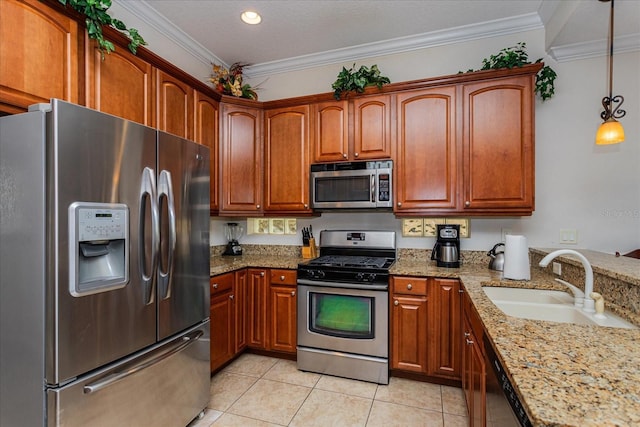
[296,230,396,384]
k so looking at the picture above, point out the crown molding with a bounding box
[245,13,543,78]
[114,0,226,69]
[550,34,640,62]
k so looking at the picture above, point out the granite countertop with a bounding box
[210,254,305,276]
[393,258,640,427]
[210,251,640,426]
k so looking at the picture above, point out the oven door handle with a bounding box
[297,278,388,291]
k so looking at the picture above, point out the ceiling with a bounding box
[119,0,640,77]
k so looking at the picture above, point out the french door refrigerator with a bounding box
[0,99,211,427]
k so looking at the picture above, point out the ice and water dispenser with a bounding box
[68,202,129,296]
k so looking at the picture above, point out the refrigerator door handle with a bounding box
[157,169,176,300]
[139,167,159,305]
[83,329,204,395]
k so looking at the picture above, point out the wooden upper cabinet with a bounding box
[312,100,349,162]
[462,75,534,214]
[395,87,457,214]
[352,95,392,160]
[220,103,263,214]
[312,97,392,163]
[264,105,311,213]
[85,41,154,126]
[193,92,219,213]
[157,70,193,139]
[0,0,81,113]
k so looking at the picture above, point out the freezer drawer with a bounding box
[46,321,210,427]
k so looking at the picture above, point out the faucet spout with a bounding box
[539,250,595,313]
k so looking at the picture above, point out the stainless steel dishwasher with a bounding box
[484,335,532,427]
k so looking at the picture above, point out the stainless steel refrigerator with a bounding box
[0,99,211,426]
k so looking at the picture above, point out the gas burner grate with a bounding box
[310,255,391,269]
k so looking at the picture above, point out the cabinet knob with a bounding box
[304,204,308,209]
[466,338,474,345]
[464,332,470,338]
[407,284,412,290]
[229,294,234,300]
[343,153,348,158]
[397,202,402,207]
[280,275,285,281]
[354,152,359,157]
[213,283,218,289]
[291,291,296,296]
[465,201,470,207]
[260,272,265,277]
[394,300,399,306]
[256,204,261,209]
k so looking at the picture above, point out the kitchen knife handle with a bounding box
[139,167,159,305]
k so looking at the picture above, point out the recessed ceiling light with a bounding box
[241,10,262,25]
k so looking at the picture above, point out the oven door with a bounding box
[297,281,388,358]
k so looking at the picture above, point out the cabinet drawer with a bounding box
[391,276,428,296]
[210,272,234,295]
[270,269,297,286]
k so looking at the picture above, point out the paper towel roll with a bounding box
[503,235,530,280]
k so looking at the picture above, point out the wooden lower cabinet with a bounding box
[429,278,461,379]
[268,269,297,354]
[462,290,486,426]
[391,277,429,373]
[210,272,235,372]
[391,276,462,381]
[247,268,269,348]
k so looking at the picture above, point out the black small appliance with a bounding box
[431,224,461,268]
[222,222,243,256]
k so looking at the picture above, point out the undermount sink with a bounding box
[482,286,637,329]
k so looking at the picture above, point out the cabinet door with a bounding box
[220,103,263,214]
[429,278,461,379]
[462,75,534,213]
[247,269,268,348]
[390,294,429,373]
[0,0,81,112]
[395,87,457,213]
[312,100,349,162]
[269,284,297,354]
[210,273,235,372]
[234,269,248,352]
[194,92,220,212]
[264,105,311,213]
[353,95,392,160]
[157,70,193,139]
[85,41,154,126]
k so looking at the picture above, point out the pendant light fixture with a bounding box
[596,0,625,145]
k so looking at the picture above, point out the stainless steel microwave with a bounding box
[311,160,393,209]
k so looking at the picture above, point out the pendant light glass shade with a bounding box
[596,118,625,145]
[596,0,625,145]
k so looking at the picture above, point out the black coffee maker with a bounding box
[431,224,461,268]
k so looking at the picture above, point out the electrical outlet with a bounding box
[552,262,562,275]
[501,228,512,242]
[559,229,578,244]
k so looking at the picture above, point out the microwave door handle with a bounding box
[371,173,376,203]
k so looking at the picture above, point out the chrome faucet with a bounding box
[539,250,595,313]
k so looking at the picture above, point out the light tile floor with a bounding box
[189,354,468,427]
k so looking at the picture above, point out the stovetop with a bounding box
[306,255,394,269]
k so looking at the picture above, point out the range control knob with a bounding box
[356,272,365,282]
[310,269,325,280]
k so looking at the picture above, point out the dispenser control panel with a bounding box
[68,202,129,297]
[77,208,127,241]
